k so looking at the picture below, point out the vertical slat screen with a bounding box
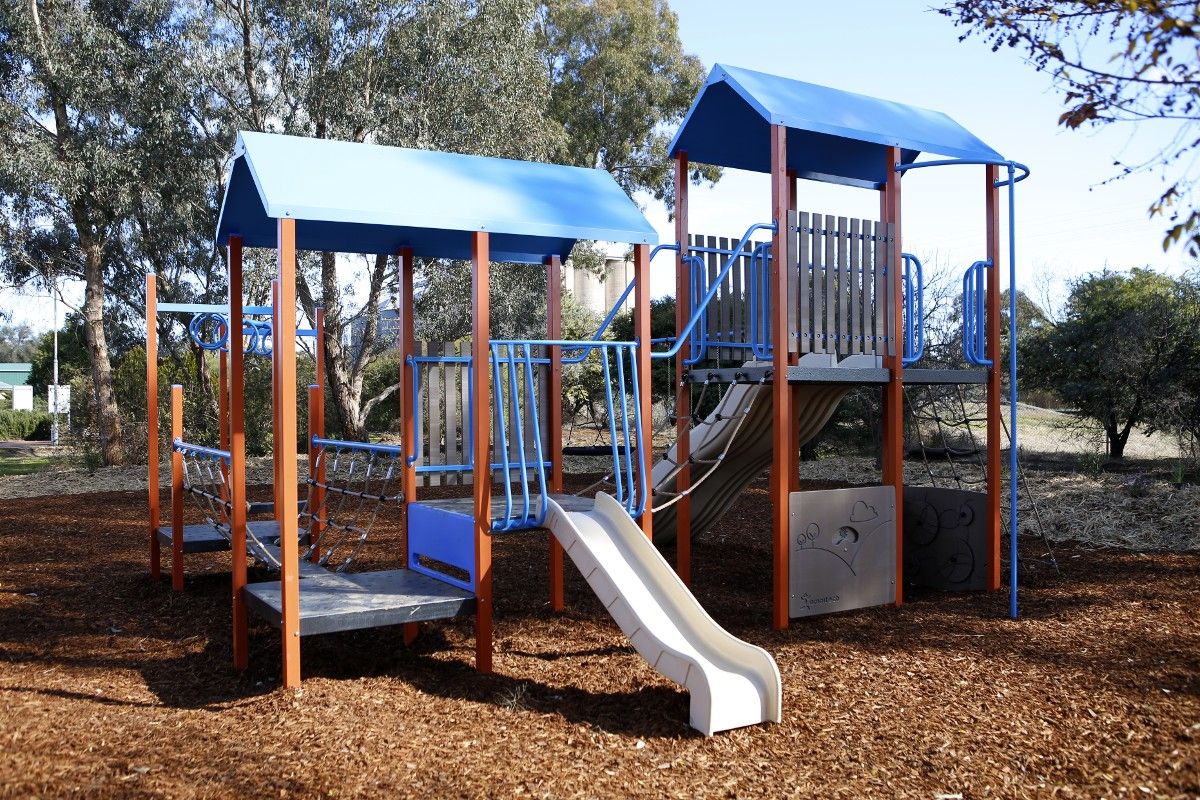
[849,218,861,355]
[798,212,810,354]
[836,216,849,356]
[873,221,887,356]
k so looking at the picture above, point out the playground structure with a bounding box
[144,64,1027,736]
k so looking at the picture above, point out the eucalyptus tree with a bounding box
[0,0,204,464]
[200,0,559,440]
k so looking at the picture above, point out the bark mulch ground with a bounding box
[0,478,1196,799]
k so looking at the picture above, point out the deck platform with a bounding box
[154,520,281,555]
[243,568,476,636]
[685,366,988,386]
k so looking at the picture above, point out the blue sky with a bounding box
[638,0,1195,301]
[3,0,1192,330]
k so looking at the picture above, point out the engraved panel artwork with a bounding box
[903,487,990,591]
[788,486,896,618]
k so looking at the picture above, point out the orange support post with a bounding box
[272,279,282,525]
[307,385,324,561]
[397,248,420,647]
[276,218,302,688]
[170,384,184,591]
[471,232,493,674]
[674,152,693,583]
[146,273,161,581]
[219,348,229,524]
[984,165,1003,590]
[229,235,249,669]
[633,244,653,540]
[769,124,793,630]
[880,147,905,606]
[546,254,566,611]
[787,170,802,494]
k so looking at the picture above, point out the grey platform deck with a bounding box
[154,520,281,554]
[415,493,595,518]
[243,569,476,636]
[685,366,988,386]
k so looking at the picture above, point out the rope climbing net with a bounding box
[173,440,282,565]
[301,438,405,572]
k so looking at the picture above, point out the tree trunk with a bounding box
[79,235,125,465]
[318,252,366,440]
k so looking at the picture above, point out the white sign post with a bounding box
[12,385,33,412]
[48,384,70,444]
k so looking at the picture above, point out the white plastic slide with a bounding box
[544,493,782,736]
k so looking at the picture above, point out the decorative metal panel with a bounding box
[789,486,896,618]
[902,487,990,591]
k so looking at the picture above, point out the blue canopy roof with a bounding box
[669,64,1004,189]
[216,132,657,262]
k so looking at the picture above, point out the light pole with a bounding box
[51,277,59,445]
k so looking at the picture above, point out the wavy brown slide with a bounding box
[652,368,852,544]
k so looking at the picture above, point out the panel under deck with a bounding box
[243,568,476,636]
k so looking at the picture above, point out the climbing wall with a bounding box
[902,486,990,591]
[788,486,896,618]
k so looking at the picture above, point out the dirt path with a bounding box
[0,480,1196,798]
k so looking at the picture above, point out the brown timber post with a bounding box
[880,147,905,605]
[769,124,793,629]
[985,165,1003,591]
[546,254,565,610]
[471,232,493,674]
[674,151,693,583]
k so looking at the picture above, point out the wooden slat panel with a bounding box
[731,238,744,357]
[444,342,459,486]
[718,236,731,360]
[837,216,849,356]
[849,218,862,355]
[706,235,719,359]
[798,212,810,354]
[885,222,897,357]
[823,214,836,354]
[460,340,472,486]
[787,210,799,354]
[810,212,824,353]
[428,341,443,487]
[873,221,887,356]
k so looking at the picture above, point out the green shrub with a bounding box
[0,409,52,441]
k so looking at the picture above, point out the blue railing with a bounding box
[902,253,925,366]
[655,221,777,365]
[311,436,404,457]
[173,439,232,464]
[962,259,992,367]
[746,242,773,360]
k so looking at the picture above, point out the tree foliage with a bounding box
[939,1,1200,255]
[1019,268,1199,458]
[538,0,717,203]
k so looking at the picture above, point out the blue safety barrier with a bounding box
[902,253,925,366]
[962,259,992,367]
[172,439,232,464]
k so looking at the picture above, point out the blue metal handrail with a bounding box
[746,242,773,360]
[311,436,405,457]
[173,439,232,464]
[658,221,777,364]
[902,253,925,366]
[962,259,992,367]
